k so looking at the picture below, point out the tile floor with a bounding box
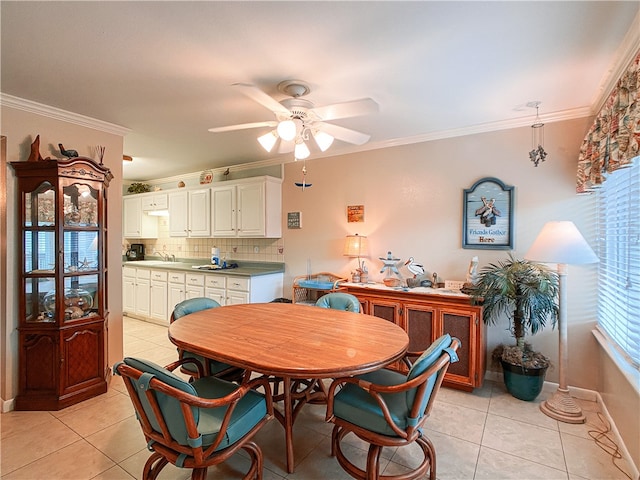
[1,316,635,480]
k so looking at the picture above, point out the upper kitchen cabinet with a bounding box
[212,176,282,238]
[168,188,211,237]
[140,192,168,213]
[123,195,158,239]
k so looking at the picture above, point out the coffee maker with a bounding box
[126,244,145,261]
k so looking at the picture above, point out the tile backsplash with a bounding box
[123,217,284,262]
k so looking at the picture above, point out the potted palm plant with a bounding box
[469,254,559,400]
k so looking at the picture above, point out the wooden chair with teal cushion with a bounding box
[315,292,361,312]
[114,357,273,480]
[170,297,243,380]
[325,334,460,480]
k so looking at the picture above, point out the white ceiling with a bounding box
[2,1,638,181]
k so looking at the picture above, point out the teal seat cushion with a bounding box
[333,368,408,437]
[333,334,457,438]
[115,358,266,450]
[193,377,267,451]
[116,357,199,446]
[173,297,221,320]
[315,293,360,312]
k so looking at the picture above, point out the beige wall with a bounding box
[282,117,599,389]
[1,105,124,408]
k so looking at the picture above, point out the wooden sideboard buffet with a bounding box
[344,283,485,391]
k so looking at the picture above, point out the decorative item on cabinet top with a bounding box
[128,182,151,194]
[200,169,213,184]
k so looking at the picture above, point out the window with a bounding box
[596,158,640,369]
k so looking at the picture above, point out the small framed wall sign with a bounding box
[347,205,365,223]
[287,211,302,229]
[462,177,514,250]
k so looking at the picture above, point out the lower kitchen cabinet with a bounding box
[345,284,485,391]
[124,265,283,324]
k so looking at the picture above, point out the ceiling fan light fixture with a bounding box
[257,130,278,152]
[294,140,310,160]
[277,120,297,141]
[313,130,334,152]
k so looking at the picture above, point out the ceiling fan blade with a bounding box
[317,122,371,145]
[208,121,277,133]
[233,83,290,116]
[278,139,294,154]
[310,98,378,121]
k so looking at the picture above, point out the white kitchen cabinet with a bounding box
[167,271,186,320]
[123,267,137,314]
[134,268,151,318]
[185,272,205,299]
[123,196,158,238]
[168,188,211,237]
[205,275,226,305]
[226,277,250,305]
[149,270,168,323]
[123,267,284,322]
[141,193,168,212]
[211,176,282,238]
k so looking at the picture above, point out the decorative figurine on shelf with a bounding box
[379,251,401,276]
[59,143,79,158]
[461,256,480,294]
[466,256,479,284]
[404,257,425,277]
[27,135,50,162]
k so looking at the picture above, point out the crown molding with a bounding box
[591,9,640,113]
[0,93,130,137]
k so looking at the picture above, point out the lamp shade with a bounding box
[343,234,369,257]
[525,221,598,265]
[313,130,334,152]
[294,141,310,160]
[257,131,278,152]
[277,120,297,141]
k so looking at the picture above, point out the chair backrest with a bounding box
[171,297,221,323]
[315,292,361,312]
[114,357,201,446]
[405,334,459,421]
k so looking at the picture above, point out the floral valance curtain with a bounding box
[576,50,640,194]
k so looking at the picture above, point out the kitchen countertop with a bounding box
[122,259,284,277]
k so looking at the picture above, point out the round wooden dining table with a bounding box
[168,302,409,473]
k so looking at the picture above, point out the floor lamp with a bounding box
[525,221,598,423]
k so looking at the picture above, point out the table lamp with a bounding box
[343,234,369,272]
[525,221,598,423]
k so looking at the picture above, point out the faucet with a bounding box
[159,252,172,261]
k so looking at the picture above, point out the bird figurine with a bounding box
[28,135,45,162]
[59,143,79,158]
[405,257,425,277]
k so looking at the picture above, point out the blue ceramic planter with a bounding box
[501,360,547,401]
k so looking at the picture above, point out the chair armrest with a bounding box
[164,357,205,377]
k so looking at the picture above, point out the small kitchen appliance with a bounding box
[127,244,145,261]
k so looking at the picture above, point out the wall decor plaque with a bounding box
[462,177,514,250]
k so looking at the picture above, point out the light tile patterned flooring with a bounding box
[1,316,635,479]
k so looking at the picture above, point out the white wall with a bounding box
[1,105,124,408]
[282,117,599,390]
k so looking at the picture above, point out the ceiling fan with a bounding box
[208,80,378,159]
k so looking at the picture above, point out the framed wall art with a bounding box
[287,211,302,229]
[462,177,514,250]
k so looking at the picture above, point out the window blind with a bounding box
[596,158,640,369]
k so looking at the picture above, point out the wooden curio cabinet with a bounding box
[11,157,113,410]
